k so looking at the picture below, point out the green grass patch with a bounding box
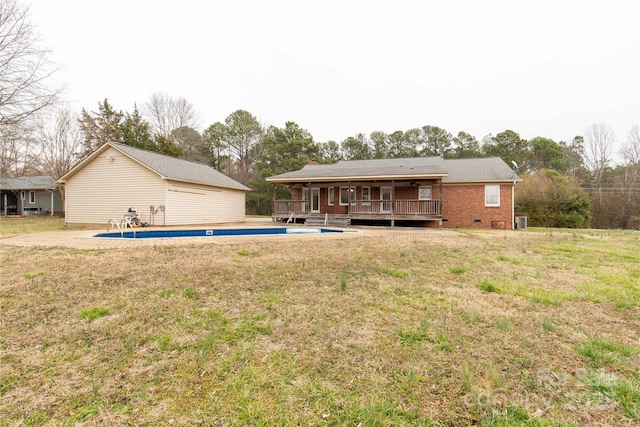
[493,318,509,330]
[578,370,640,420]
[462,308,480,323]
[80,307,109,321]
[183,287,196,298]
[577,336,635,368]
[20,271,45,279]
[477,279,500,293]
[449,266,469,274]
[542,317,556,332]
[396,325,430,345]
[386,268,410,278]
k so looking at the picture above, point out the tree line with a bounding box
[2,0,639,229]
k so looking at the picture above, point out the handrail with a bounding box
[106,217,136,238]
[121,217,136,238]
[107,218,123,237]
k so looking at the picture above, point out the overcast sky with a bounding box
[28,0,639,151]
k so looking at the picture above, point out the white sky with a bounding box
[28,0,639,150]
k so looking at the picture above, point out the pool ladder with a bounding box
[107,217,136,238]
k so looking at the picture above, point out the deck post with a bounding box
[271,183,276,222]
[391,180,395,227]
[439,178,443,216]
[348,180,351,216]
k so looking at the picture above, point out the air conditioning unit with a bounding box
[515,216,527,230]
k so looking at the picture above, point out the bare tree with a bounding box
[584,123,615,201]
[36,108,83,208]
[37,108,82,179]
[620,125,640,214]
[620,125,640,168]
[0,119,39,176]
[0,0,62,126]
[142,92,199,137]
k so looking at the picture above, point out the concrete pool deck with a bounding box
[0,219,362,249]
[1,218,454,250]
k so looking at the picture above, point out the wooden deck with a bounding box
[272,199,442,226]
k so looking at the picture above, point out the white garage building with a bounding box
[59,142,250,226]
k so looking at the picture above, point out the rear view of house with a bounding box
[58,142,250,226]
[266,157,521,229]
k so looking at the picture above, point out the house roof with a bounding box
[59,142,251,191]
[0,175,58,191]
[266,157,520,183]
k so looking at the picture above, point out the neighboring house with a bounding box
[0,176,62,216]
[266,157,521,229]
[58,142,250,226]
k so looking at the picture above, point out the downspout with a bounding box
[512,181,515,230]
[439,178,443,228]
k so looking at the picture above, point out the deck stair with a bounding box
[304,214,351,227]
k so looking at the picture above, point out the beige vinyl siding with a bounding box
[164,181,246,225]
[64,147,165,224]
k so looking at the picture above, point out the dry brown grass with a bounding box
[1,225,639,426]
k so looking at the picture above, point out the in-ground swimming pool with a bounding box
[94,227,344,239]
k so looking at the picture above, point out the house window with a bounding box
[29,191,36,204]
[339,187,354,206]
[328,187,334,206]
[362,186,370,201]
[21,191,25,201]
[485,185,500,206]
[419,186,432,200]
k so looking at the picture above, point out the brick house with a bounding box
[265,157,521,229]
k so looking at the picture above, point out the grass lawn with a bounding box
[1,218,639,425]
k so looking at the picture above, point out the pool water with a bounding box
[94,227,343,239]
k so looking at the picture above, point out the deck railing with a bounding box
[350,199,440,215]
[392,199,440,215]
[272,199,440,216]
[273,200,308,215]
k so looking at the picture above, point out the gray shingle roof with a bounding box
[0,176,58,190]
[108,143,250,191]
[266,157,520,183]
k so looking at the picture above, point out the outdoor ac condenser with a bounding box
[515,216,527,230]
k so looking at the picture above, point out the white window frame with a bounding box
[29,191,36,204]
[339,186,354,206]
[418,185,432,200]
[361,186,370,205]
[485,184,500,207]
[328,187,334,206]
[310,187,320,213]
[381,186,392,213]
